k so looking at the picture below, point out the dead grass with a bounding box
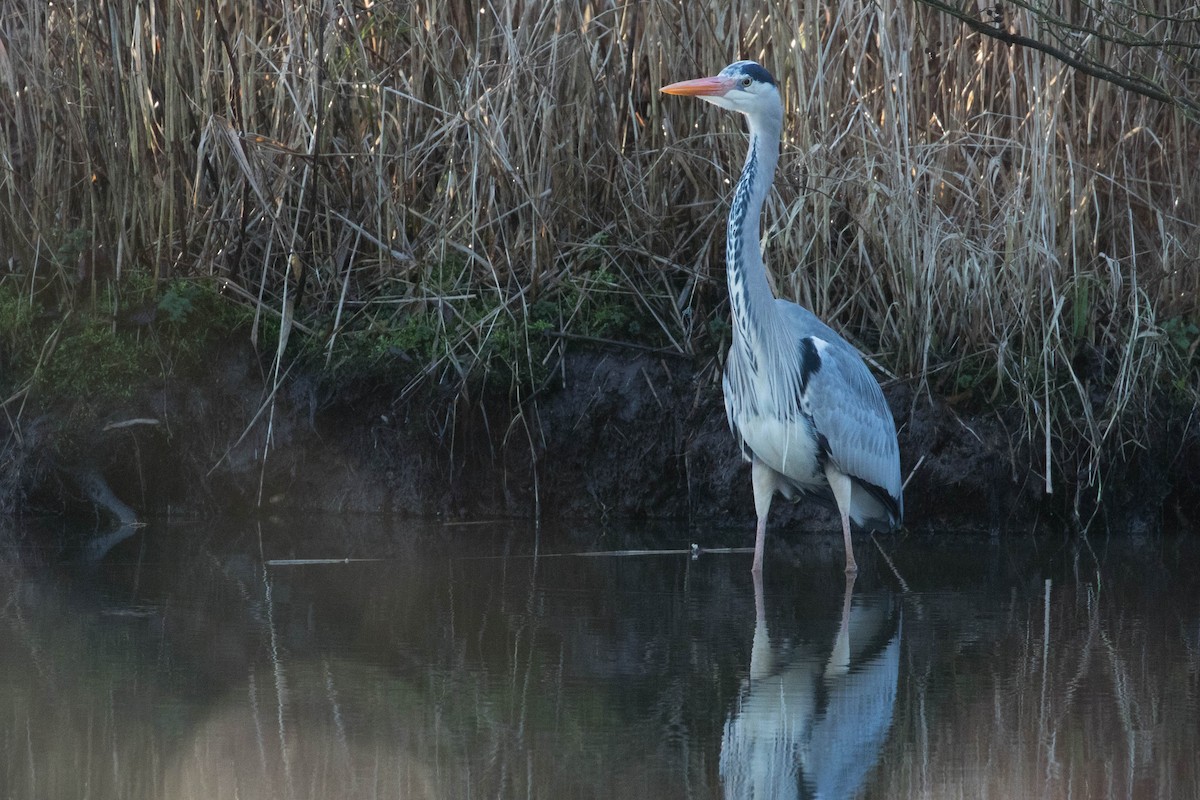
[0,0,1197,512]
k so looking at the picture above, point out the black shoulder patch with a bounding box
[798,337,822,391]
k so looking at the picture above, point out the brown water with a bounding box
[0,518,1197,799]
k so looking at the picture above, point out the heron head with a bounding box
[661,61,781,122]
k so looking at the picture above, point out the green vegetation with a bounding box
[0,276,235,408]
[0,1,1198,509]
[36,321,147,403]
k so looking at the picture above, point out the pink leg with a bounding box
[753,567,766,624]
[824,464,858,574]
[752,513,767,574]
[840,510,858,574]
[750,460,776,575]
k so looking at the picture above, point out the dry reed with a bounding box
[0,0,1197,511]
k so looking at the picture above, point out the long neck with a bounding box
[727,113,781,353]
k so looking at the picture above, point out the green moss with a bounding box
[951,352,996,398]
[1163,315,1199,359]
[157,280,253,354]
[309,278,608,395]
[53,227,91,272]
[33,320,161,414]
[0,272,255,410]
[0,283,37,384]
[388,311,441,359]
[4,247,663,416]
[1163,315,1200,396]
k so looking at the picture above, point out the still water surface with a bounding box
[1,518,1198,799]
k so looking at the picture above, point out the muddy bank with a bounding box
[6,343,1197,536]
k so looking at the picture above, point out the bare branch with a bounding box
[915,0,1200,119]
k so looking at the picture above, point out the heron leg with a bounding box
[750,459,777,574]
[752,516,767,574]
[823,464,858,574]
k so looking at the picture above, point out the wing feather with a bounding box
[776,301,903,529]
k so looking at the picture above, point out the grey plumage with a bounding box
[663,60,902,572]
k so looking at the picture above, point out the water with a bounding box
[1,518,1197,799]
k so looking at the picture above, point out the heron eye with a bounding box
[741,76,752,88]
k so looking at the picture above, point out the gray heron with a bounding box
[662,61,902,573]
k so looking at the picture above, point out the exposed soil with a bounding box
[6,342,1198,537]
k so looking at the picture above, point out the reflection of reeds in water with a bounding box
[0,526,736,799]
[0,558,439,799]
[165,662,440,800]
[877,576,1200,800]
[3,522,1197,799]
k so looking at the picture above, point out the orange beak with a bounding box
[660,75,735,97]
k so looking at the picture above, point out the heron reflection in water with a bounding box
[720,572,901,798]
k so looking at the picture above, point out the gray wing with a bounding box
[777,300,903,528]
